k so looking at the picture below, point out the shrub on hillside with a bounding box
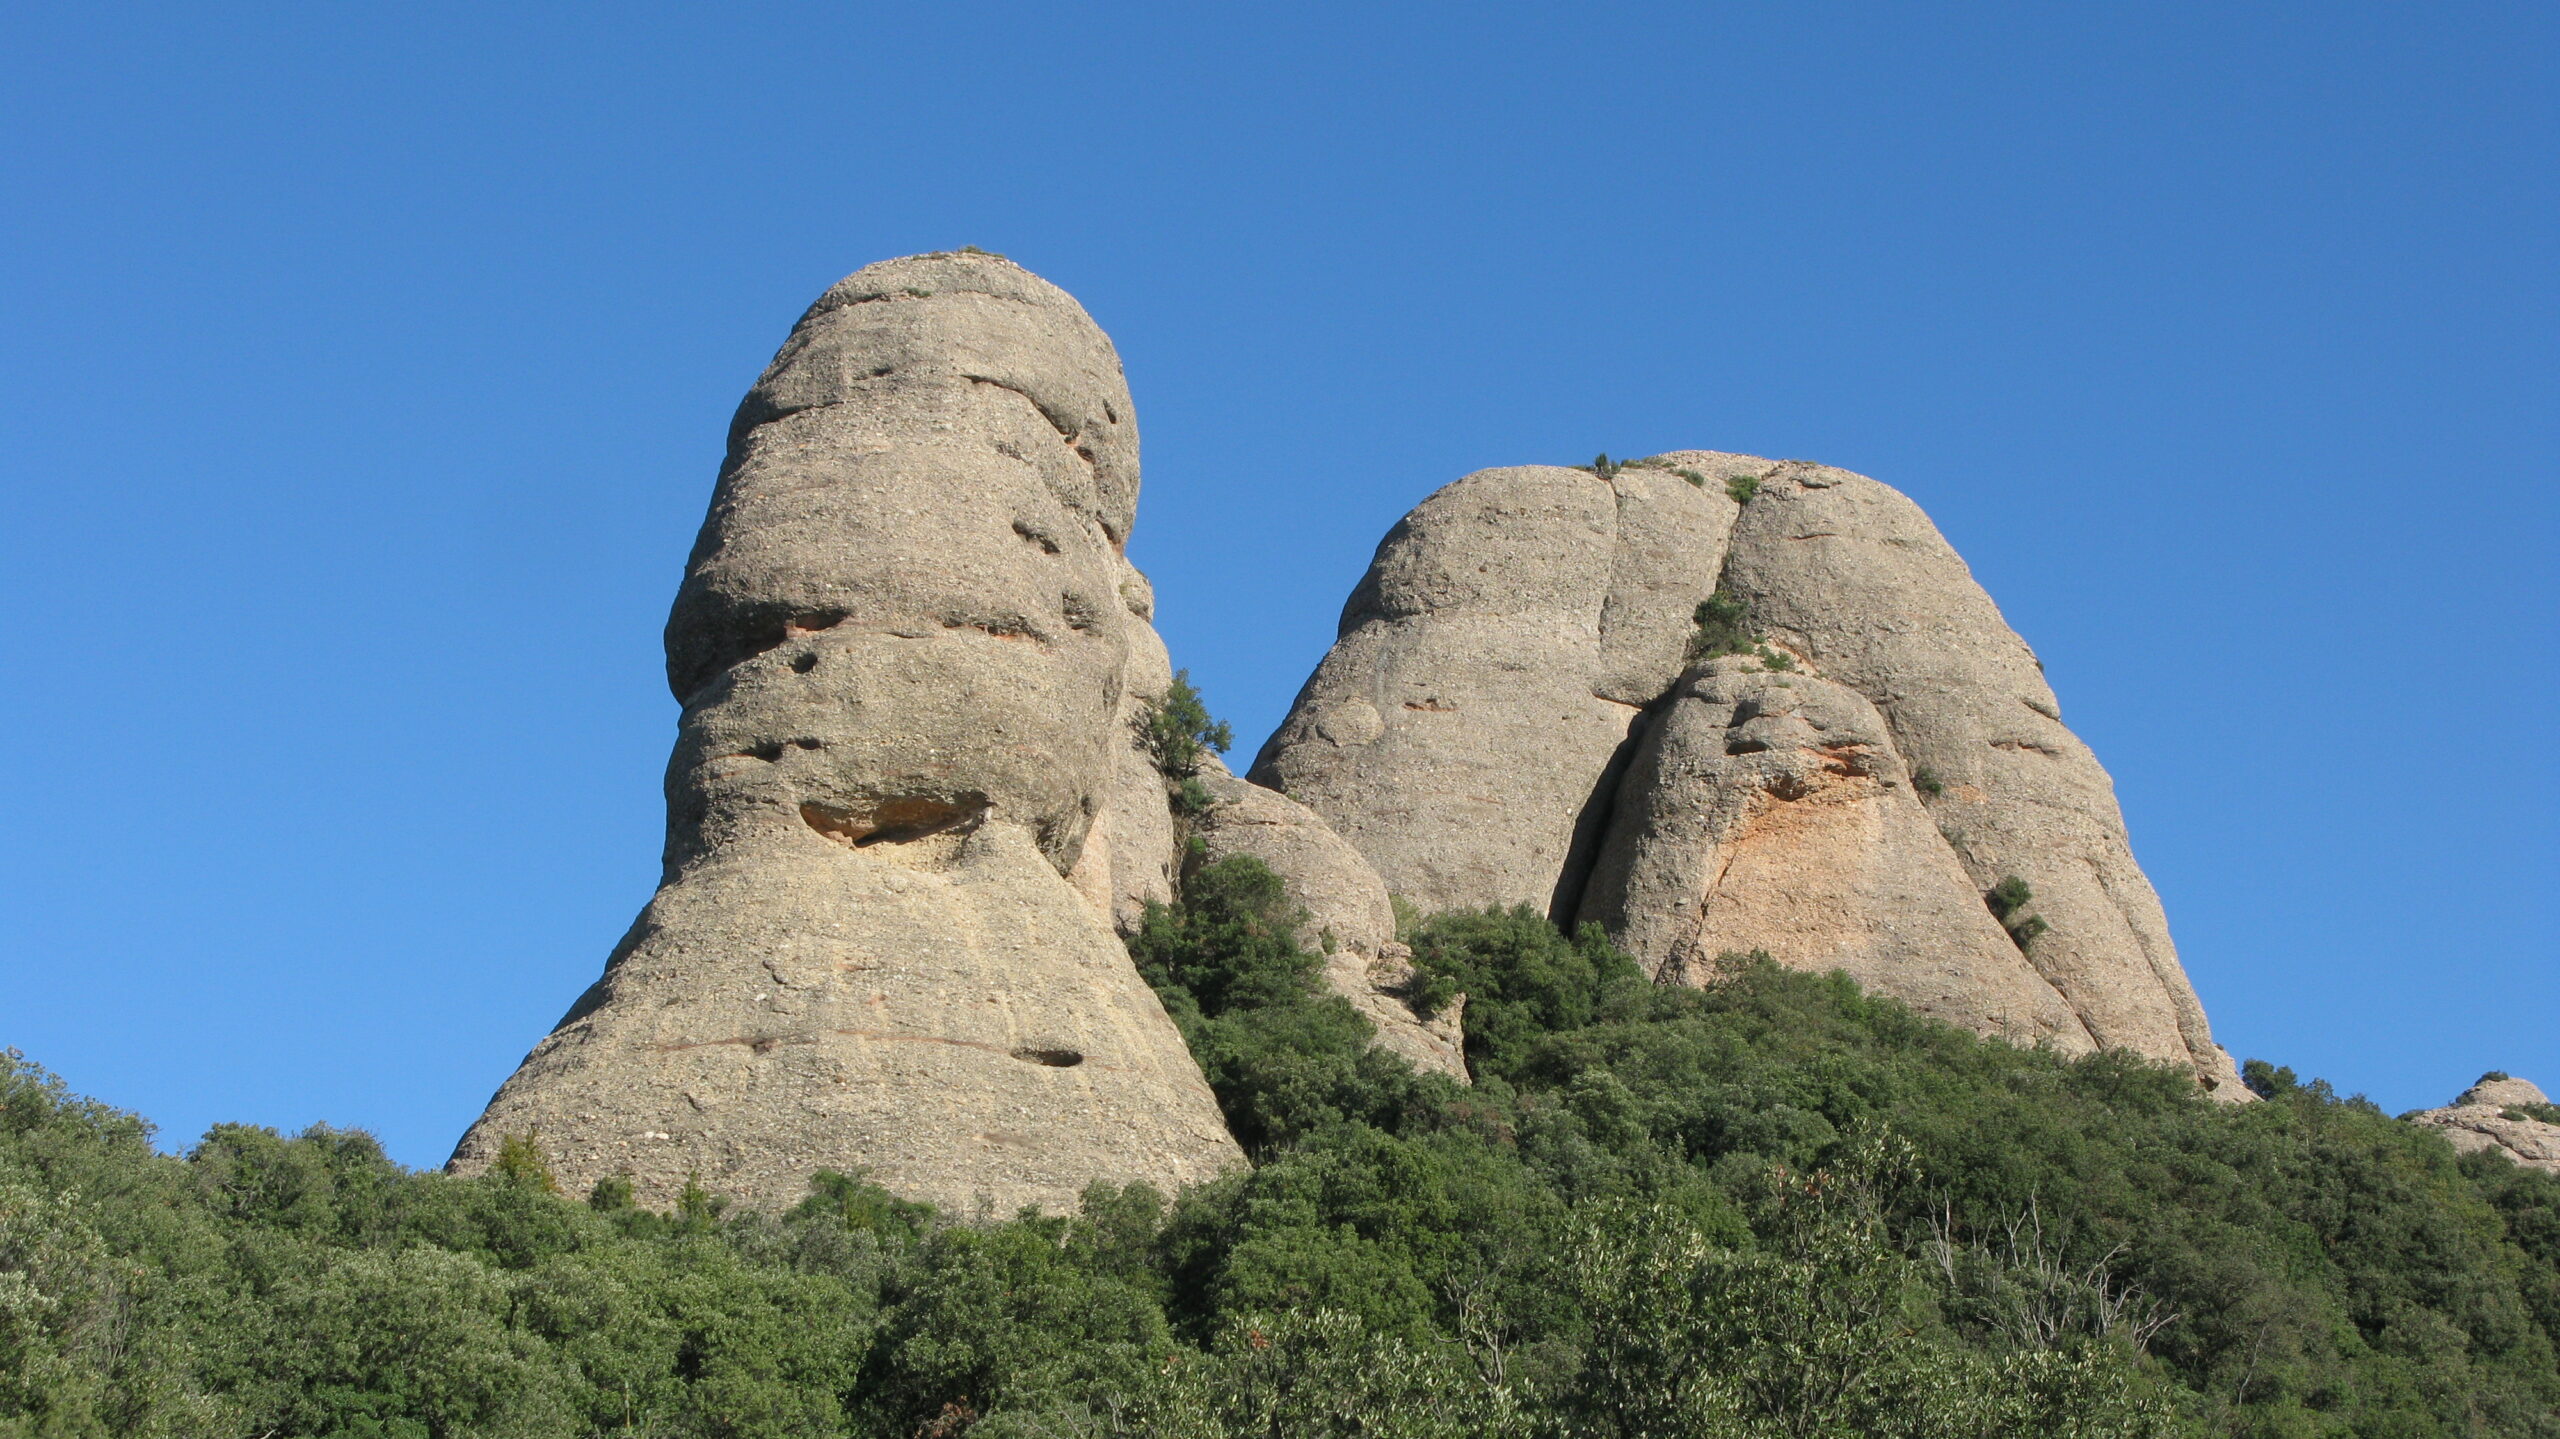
[3,890,2557,1436]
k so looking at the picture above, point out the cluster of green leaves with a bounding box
[4,867,2556,1436]
[1685,587,1798,672]
[1138,671,1233,820]
[1689,587,1760,660]
[1983,875,2049,948]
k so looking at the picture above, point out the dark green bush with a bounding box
[1690,586,1759,659]
[1138,670,1233,780]
[1984,875,2049,947]
[4,885,2556,1436]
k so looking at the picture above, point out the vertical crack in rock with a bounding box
[449,253,1242,1212]
[1249,458,1743,917]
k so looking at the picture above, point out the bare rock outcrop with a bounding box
[1717,460,2232,1091]
[1250,461,1737,916]
[452,254,1241,1211]
[1579,657,2094,1052]
[1190,761,1468,1081]
[1069,560,1183,934]
[1259,449,2243,1095]
[2410,1076,2560,1175]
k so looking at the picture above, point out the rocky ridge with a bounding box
[460,254,2266,1213]
[2409,1075,2560,1175]
[1256,453,2249,1099]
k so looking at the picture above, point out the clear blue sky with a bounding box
[3,4,2551,1168]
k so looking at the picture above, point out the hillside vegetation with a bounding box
[5,858,2555,1437]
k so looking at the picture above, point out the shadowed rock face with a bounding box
[451,254,1241,1211]
[1066,559,1183,935]
[1259,449,2245,1095]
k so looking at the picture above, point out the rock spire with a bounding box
[451,254,1243,1212]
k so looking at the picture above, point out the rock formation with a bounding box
[1064,581,1463,1080]
[1188,759,1468,1081]
[1253,463,1735,918]
[2410,1075,2560,1175]
[1257,451,2247,1097]
[452,254,1242,1212]
[456,255,2266,1212]
[1066,560,1184,935]
[1719,460,2222,1079]
[1577,657,2093,1052]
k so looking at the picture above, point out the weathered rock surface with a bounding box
[1070,559,1182,934]
[1250,460,1738,917]
[1190,760,1469,1081]
[453,253,1241,1211]
[1579,657,2094,1052]
[1717,459,2234,1093]
[1261,448,2244,1095]
[2410,1076,2560,1175]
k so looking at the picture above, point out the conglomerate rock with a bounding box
[455,255,2268,1207]
[1717,460,2239,1094]
[2409,1076,2560,1175]
[452,254,1241,1211]
[1250,461,1736,917]
[1067,561,1182,934]
[1259,449,2245,1095]
[1578,657,2094,1052]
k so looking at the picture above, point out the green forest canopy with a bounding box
[4,857,2556,1437]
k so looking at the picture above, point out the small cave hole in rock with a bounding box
[1011,1047,1084,1068]
[790,652,819,673]
[792,737,822,750]
[801,796,987,847]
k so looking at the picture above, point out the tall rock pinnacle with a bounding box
[451,254,1242,1211]
[1256,451,2246,1097]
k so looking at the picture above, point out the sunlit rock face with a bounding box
[1259,450,2246,1099]
[451,254,1241,1212]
